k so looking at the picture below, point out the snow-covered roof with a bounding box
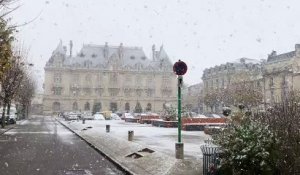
[47,41,173,71]
[267,51,295,63]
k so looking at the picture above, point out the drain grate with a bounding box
[138,148,155,153]
[126,152,143,159]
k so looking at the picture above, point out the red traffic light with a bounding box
[173,60,187,75]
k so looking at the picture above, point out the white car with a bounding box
[121,113,134,119]
[93,114,105,120]
[111,113,121,120]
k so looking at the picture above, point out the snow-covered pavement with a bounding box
[58,118,209,174]
[63,119,209,160]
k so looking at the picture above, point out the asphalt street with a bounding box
[0,116,126,175]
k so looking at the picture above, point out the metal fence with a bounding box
[200,139,220,175]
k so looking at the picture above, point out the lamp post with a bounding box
[173,60,187,159]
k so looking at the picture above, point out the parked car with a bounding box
[111,113,121,120]
[0,106,17,124]
[65,112,79,120]
[82,113,94,120]
[121,113,134,119]
[93,113,105,120]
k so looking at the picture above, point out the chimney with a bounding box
[69,40,73,57]
[118,43,124,59]
[295,44,300,57]
[103,42,109,58]
[152,44,156,61]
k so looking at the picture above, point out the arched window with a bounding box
[110,102,118,112]
[134,102,142,113]
[92,103,102,114]
[52,102,60,112]
[146,103,152,111]
[84,102,90,111]
[72,102,78,111]
[125,102,130,111]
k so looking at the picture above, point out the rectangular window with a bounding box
[53,87,62,95]
[54,73,62,83]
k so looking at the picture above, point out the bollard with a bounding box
[82,118,85,124]
[175,142,184,159]
[128,130,134,141]
[106,125,110,133]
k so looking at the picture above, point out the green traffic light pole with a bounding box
[175,75,184,159]
[173,59,186,159]
[178,75,182,143]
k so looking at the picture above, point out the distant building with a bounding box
[31,93,43,115]
[182,83,203,113]
[202,58,263,113]
[43,41,177,114]
[263,44,300,105]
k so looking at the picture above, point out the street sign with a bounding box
[173,60,187,75]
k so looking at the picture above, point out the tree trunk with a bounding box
[6,100,10,116]
[1,103,7,128]
[26,104,29,119]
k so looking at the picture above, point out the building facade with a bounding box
[202,58,263,113]
[263,44,300,105]
[182,83,203,113]
[43,41,177,114]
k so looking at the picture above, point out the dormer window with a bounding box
[91,53,97,58]
[141,56,146,60]
[130,56,135,60]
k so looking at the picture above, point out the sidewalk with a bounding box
[58,119,207,175]
[0,124,15,135]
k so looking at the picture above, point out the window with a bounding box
[270,77,274,87]
[92,103,101,114]
[110,73,118,85]
[54,73,62,83]
[125,102,130,111]
[53,87,62,95]
[134,102,142,113]
[146,103,152,111]
[85,74,91,82]
[52,102,60,112]
[110,102,118,112]
[84,102,90,111]
[72,102,78,111]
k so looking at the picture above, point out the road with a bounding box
[0,116,126,175]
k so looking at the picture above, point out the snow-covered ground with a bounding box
[63,119,210,160]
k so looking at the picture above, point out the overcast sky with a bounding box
[10,0,300,91]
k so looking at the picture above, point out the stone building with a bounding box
[263,44,300,105]
[182,83,203,113]
[202,58,263,113]
[43,41,176,114]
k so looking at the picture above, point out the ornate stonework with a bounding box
[43,41,176,114]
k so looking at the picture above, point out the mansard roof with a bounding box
[46,41,173,71]
[267,51,295,62]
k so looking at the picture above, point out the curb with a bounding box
[0,119,28,135]
[56,119,135,175]
[0,124,16,135]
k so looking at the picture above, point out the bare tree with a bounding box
[15,74,35,119]
[203,89,220,113]
[254,90,300,173]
